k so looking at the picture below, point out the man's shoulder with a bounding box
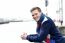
[41,16,48,24]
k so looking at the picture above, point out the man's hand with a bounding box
[21,32,27,40]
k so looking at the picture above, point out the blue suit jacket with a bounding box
[26,13,65,43]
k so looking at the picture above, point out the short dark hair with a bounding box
[30,7,41,12]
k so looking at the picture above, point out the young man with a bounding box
[21,7,65,43]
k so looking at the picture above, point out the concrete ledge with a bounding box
[57,26,65,35]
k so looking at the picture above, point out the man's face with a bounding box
[31,9,41,21]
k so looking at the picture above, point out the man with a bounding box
[21,7,65,43]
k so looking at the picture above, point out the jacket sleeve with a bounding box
[26,22,51,42]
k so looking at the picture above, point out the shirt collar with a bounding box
[37,13,45,23]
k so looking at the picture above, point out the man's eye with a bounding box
[32,15,34,16]
[35,13,37,15]
[35,14,37,15]
[32,13,37,16]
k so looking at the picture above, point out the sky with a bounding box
[0,0,65,43]
[0,0,65,25]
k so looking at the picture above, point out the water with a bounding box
[0,21,36,43]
